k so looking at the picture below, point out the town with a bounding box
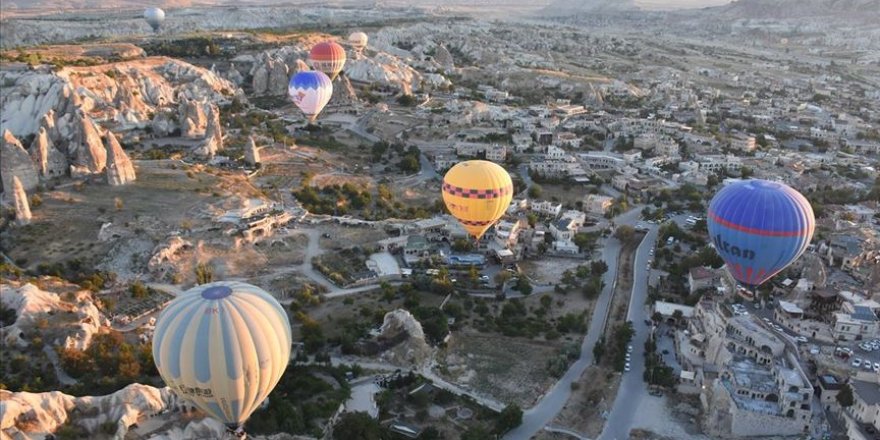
[0,0,878,439]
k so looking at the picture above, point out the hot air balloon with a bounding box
[152,281,292,438]
[144,7,165,32]
[348,32,368,54]
[308,41,347,80]
[288,70,333,122]
[442,160,514,240]
[707,179,815,288]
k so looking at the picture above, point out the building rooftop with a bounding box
[689,266,717,280]
[818,374,843,390]
[852,305,878,322]
[851,380,880,406]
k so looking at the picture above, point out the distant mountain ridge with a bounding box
[716,0,880,18]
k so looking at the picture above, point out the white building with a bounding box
[583,194,614,215]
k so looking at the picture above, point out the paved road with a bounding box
[599,224,660,440]
[504,207,644,440]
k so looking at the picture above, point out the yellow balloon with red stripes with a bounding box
[441,160,514,240]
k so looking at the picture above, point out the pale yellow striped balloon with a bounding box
[152,281,292,431]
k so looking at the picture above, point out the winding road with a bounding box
[504,207,645,440]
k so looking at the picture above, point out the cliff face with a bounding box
[1,57,240,139]
[0,384,183,439]
[1,129,39,195]
[104,131,136,186]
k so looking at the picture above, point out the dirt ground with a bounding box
[317,224,390,250]
[520,258,589,284]
[608,233,644,325]
[542,365,622,439]
[293,289,446,341]
[437,332,563,408]
[537,183,601,207]
[2,161,261,276]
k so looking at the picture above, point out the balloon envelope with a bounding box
[707,179,815,288]
[348,32,368,51]
[144,7,165,32]
[152,281,292,430]
[308,41,347,80]
[442,160,514,240]
[288,71,333,122]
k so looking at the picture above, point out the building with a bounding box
[653,301,695,321]
[832,304,879,341]
[846,379,880,439]
[688,266,722,294]
[816,374,844,411]
[694,155,742,173]
[403,235,434,265]
[583,194,614,215]
[549,210,585,241]
[730,133,757,152]
[706,353,813,437]
[531,200,562,217]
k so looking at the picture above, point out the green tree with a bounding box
[495,404,523,434]
[129,281,149,299]
[332,412,382,440]
[528,184,543,199]
[515,277,532,295]
[614,225,636,243]
[837,384,854,407]
[194,263,213,285]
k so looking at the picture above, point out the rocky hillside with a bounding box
[0,57,238,137]
[0,383,198,439]
[1,282,108,352]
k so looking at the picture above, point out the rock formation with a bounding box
[70,110,107,174]
[330,74,360,107]
[225,63,245,86]
[0,383,185,439]
[151,110,177,137]
[1,130,39,195]
[434,43,455,69]
[11,176,32,225]
[244,136,261,166]
[376,309,433,369]
[40,109,59,144]
[104,131,136,186]
[30,127,68,178]
[345,52,423,95]
[194,105,223,158]
[251,55,290,96]
[0,283,109,351]
[178,98,207,138]
[148,236,193,275]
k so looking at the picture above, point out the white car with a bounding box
[624,362,631,372]
[795,336,808,343]
[874,362,880,372]
[627,345,633,353]
[853,358,863,368]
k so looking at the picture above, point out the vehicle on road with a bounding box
[627,345,633,353]
[795,336,808,343]
[624,362,631,372]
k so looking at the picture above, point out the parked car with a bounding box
[853,358,863,368]
[795,336,808,343]
[624,362,631,372]
[627,345,633,353]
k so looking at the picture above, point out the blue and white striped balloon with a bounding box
[288,70,333,122]
[152,281,292,431]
